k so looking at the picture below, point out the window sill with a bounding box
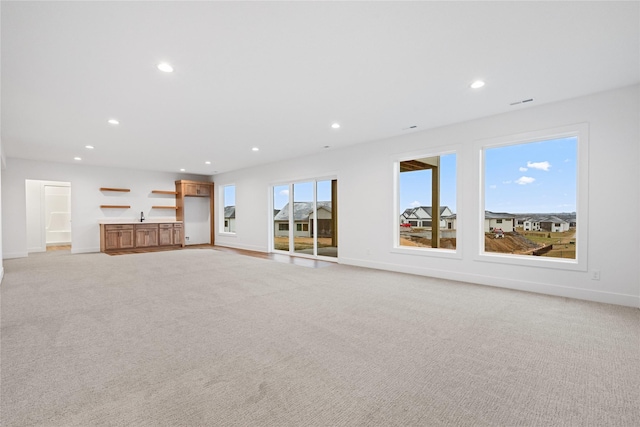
[391,245,462,260]
[475,251,586,271]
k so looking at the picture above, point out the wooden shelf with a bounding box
[151,190,178,195]
[151,206,178,209]
[100,187,130,192]
[100,205,131,209]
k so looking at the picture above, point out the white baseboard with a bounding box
[3,251,29,259]
[214,243,267,253]
[340,257,640,308]
[71,247,100,254]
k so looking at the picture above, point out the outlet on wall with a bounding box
[591,270,600,280]
[185,236,190,241]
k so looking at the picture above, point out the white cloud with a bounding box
[279,189,289,196]
[515,176,535,185]
[502,180,511,184]
[564,158,571,163]
[519,167,528,172]
[489,185,497,189]
[410,200,421,207]
[526,161,551,171]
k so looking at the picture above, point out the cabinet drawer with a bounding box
[173,223,183,229]
[136,223,158,229]
[159,224,173,229]
[104,224,133,231]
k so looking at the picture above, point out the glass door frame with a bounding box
[270,176,337,261]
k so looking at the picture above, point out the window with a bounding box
[478,124,587,270]
[296,223,309,232]
[397,153,457,251]
[279,223,289,231]
[221,185,236,234]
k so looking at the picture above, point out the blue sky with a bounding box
[484,136,577,213]
[273,180,333,210]
[223,185,235,207]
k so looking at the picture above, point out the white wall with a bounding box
[214,85,640,307]
[2,160,210,257]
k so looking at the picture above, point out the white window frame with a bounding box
[219,183,237,236]
[392,146,462,259]
[474,123,588,271]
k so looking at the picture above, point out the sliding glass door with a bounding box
[272,178,337,259]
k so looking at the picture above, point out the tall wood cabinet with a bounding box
[175,180,214,246]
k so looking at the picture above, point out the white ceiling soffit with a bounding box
[2,1,639,175]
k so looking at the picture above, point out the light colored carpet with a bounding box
[1,249,638,426]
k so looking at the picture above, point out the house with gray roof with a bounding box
[224,206,236,233]
[401,206,453,228]
[484,211,515,233]
[274,202,333,238]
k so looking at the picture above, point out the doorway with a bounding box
[26,180,71,253]
[272,178,337,259]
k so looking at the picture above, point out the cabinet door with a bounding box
[158,225,173,246]
[173,224,183,246]
[105,230,121,250]
[196,184,210,196]
[184,183,198,196]
[120,229,135,249]
[135,227,158,247]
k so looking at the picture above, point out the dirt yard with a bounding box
[400,236,456,249]
[274,237,333,251]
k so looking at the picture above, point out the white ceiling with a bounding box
[2,1,639,176]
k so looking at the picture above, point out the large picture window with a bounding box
[397,153,457,251]
[478,124,588,270]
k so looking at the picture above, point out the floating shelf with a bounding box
[151,190,178,195]
[151,206,178,209]
[100,187,130,192]
[100,205,131,209]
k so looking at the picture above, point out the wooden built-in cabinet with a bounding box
[135,223,159,248]
[100,222,182,253]
[175,180,214,246]
[183,183,211,197]
[101,224,135,251]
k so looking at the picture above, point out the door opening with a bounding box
[272,178,337,259]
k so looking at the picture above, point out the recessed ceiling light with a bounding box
[74,157,82,161]
[157,62,174,73]
[470,80,485,89]
[252,147,259,152]
[108,119,119,125]
[85,145,94,149]
[205,161,211,165]
[323,145,330,149]
[331,123,340,129]
[180,168,185,172]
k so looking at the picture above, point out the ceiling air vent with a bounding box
[510,98,534,106]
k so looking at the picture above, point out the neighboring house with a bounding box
[274,202,332,237]
[539,216,570,233]
[224,206,236,232]
[400,208,413,224]
[516,217,541,231]
[444,214,457,230]
[516,215,571,232]
[402,206,453,228]
[484,211,515,233]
